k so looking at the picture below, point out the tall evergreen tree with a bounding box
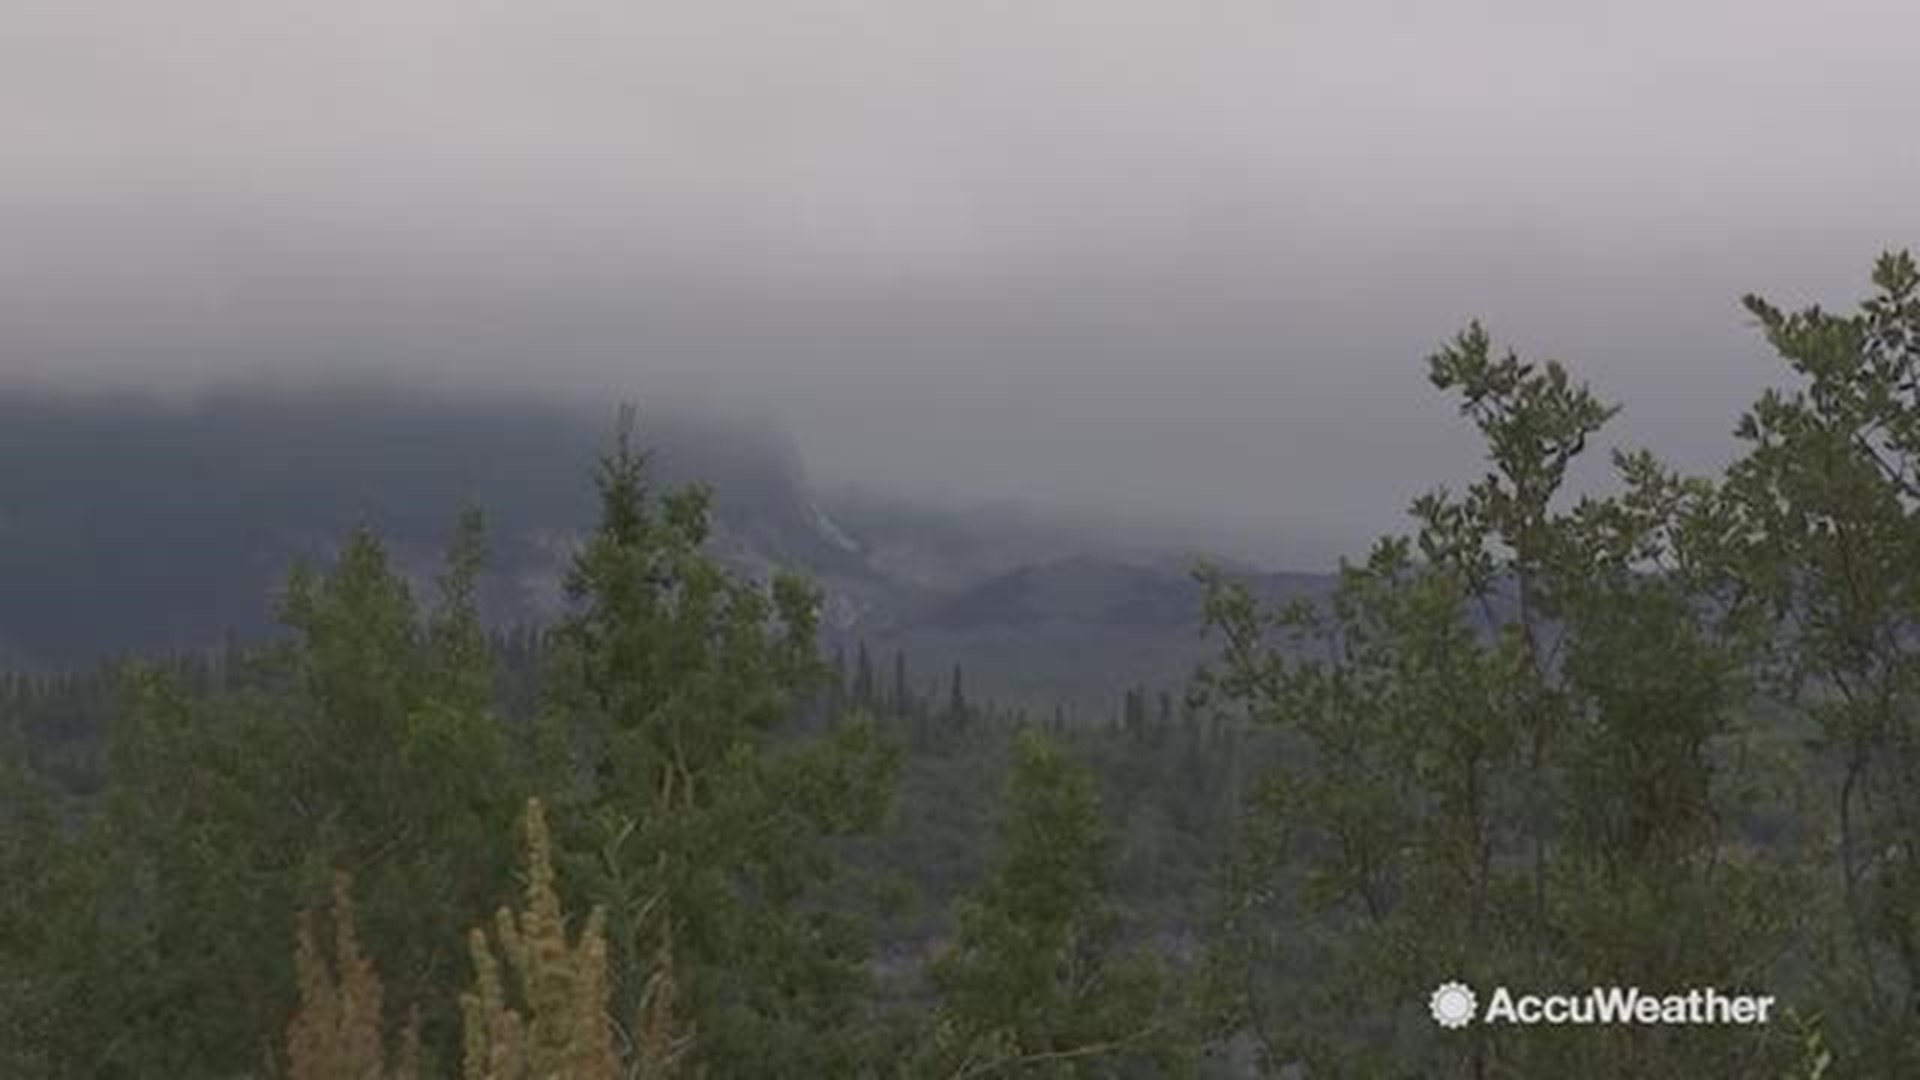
[946,662,969,730]
[923,730,1187,1076]
[542,407,895,1076]
[893,649,911,717]
[828,644,849,716]
[853,641,876,711]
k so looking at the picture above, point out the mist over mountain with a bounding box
[0,390,1317,703]
[0,390,836,660]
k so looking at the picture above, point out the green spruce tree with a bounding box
[923,730,1187,1076]
[543,406,896,1076]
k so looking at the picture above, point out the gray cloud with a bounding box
[4,1,1917,565]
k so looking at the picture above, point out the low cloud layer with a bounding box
[4,1,1917,564]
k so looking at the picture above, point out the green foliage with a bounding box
[0,726,95,1077]
[1723,251,1920,1070]
[276,519,525,1058]
[922,730,1189,1077]
[1198,323,1798,1077]
[541,407,897,1076]
[17,513,525,1074]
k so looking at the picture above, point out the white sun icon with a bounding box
[1429,981,1477,1029]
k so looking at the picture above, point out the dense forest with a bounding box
[6,254,1920,1076]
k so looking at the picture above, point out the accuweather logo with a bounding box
[1429,982,1478,1029]
[1428,981,1777,1028]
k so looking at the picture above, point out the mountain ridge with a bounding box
[0,391,1328,703]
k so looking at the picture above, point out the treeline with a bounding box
[0,622,1248,1077]
[7,254,1920,1076]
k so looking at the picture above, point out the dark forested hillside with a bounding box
[0,390,1292,712]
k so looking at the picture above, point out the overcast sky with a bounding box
[4,2,1917,565]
